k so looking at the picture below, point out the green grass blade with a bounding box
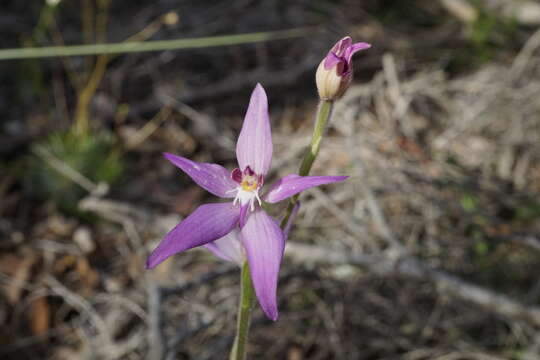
[0,28,311,60]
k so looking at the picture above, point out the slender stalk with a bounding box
[298,100,333,177]
[281,99,333,227]
[73,0,111,136]
[72,52,108,136]
[0,28,310,60]
[229,261,254,360]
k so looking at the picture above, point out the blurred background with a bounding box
[2,1,540,359]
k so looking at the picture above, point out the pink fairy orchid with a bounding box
[146,84,347,320]
[316,36,371,100]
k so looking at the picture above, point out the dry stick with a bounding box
[93,293,149,323]
[33,147,144,251]
[157,90,235,151]
[309,187,378,253]
[173,55,319,103]
[516,235,540,252]
[73,0,111,136]
[147,283,165,360]
[49,15,85,91]
[33,145,106,195]
[73,5,181,137]
[511,27,540,80]
[78,194,167,359]
[79,196,143,253]
[438,0,478,23]
[73,52,109,136]
[45,275,113,353]
[82,0,96,76]
[124,107,173,151]
[285,242,540,327]
[383,53,414,139]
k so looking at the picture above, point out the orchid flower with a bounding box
[146,84,347,320]
[316,36,371,100]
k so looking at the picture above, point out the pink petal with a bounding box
[146,203,239,269]
[323,51,344,70]
[263,174,348,203]
[240,209,284,321]
[236,84,273,176]
[345,42,371,63]
[204,228,244,265]
[164,153,237,198]
[239,204,249,228]
[332,36,352,55]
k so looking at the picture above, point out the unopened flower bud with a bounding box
[315,37,371,100]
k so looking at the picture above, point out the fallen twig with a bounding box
[285,242,540,327]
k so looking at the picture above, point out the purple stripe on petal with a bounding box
[241,209,284,321]
[239,204,249,228]
[146,203,239,269]
[204,229,244,265]
[164,153,237,198]
[236,84,273,176]
[263,174,348,204]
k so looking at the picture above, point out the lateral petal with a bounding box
[146,203,239,269]
[164,153,237,198]
[236,84,273,176]
[241,210,284,321]
[263,174,348,203]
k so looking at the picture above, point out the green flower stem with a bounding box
[229,261,255,360]
[281,99,334,227]
[298,100,333,177]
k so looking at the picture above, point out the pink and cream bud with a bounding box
[315,37,371,100]
[316,59,351,100]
